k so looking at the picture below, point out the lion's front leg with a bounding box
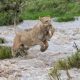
[41,40,48,52]
[36,40,48,52]
[43,40,48,50]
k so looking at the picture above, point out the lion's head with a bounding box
[39,16,51,25]
[39,16,55,41]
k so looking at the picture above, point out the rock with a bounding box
[0,77,7,80]
[0,18,80,80]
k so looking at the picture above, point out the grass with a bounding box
[0,46,12,59]
[49,50,80,80]
[57,14,75,22]
[49,66,60,80]
[0,38,5,43]
[21,0,80,22]
[0,0,80,25]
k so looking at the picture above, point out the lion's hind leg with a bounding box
[15,44,30,57]
[12,44,25,57]
[18,45,29,57]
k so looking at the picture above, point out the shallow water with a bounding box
[0,18,80,80]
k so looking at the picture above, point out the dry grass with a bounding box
[49,43,80,80]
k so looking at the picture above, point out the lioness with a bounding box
[12,16,55,57]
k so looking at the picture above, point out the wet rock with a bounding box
[0,18,80,80]
[0,77,7,80]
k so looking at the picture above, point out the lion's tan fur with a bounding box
[12,17,55,57]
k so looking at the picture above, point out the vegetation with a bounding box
[0,0,25,26]
[49,44,80,80]
[0,38,5,43]
[0,46,12,59]
[21,0,80,21]
[0,0,80,25]
[0,38,11,59]
[57,15,75,22]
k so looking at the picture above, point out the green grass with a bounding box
[0,46,12,59]
[21,11,54,20]
[49,51,80,80]
[57,14,75,22]
[0,38,5,43]
[21,0,80,22]
[0,0,80,25]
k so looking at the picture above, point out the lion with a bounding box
[12,16,55,57]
